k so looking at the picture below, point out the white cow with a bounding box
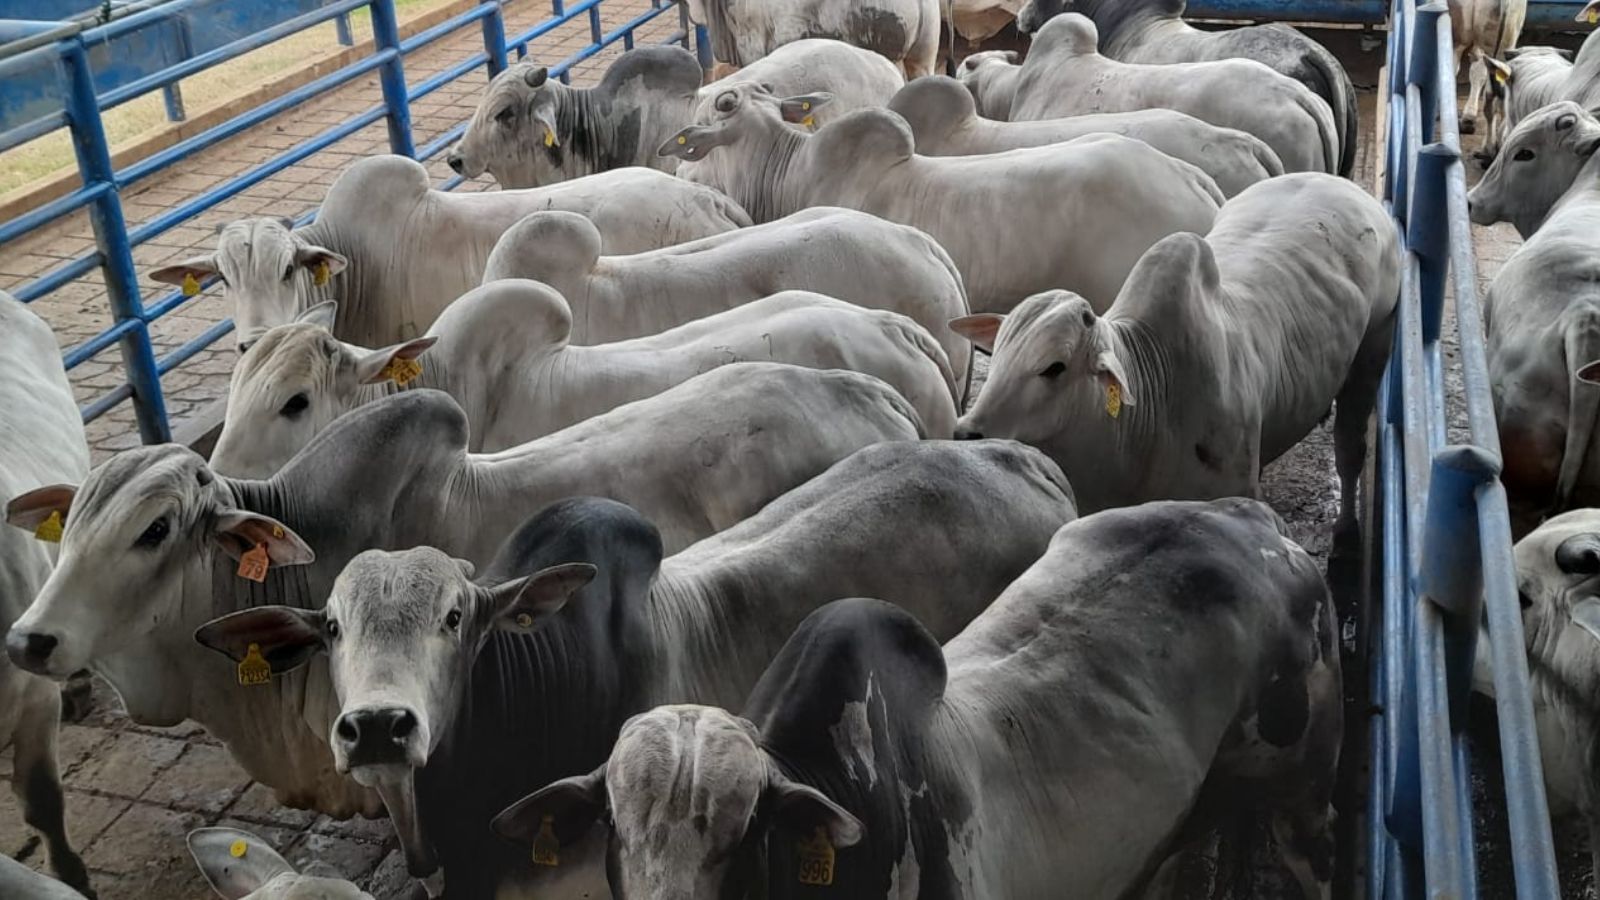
[496,499,1341,900]
[188,828,369,900]
[664,84,1222,313]
[970,14,1339,175]
[1450,0,1528,137]
[480,207,975,390]
[0,292,92,897]
[956,50,1023,119]
[889,75,1284,198]
[953,174,1399,535]
[148,155,749,350]
[688,0,941,78]
[2,368,918,818]
[209,282,957,477]
[1468,101,1600,237]
[0,855,87,900]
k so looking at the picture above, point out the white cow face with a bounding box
[449,63,563,189]
[658,83,831,164]
[189,827,371,900]
[150,218,347,352]
[1513,511,1600,699]
[494,706,862,900]
[210,308,436,479]
[3,447,314,678]
[1468,102,1600,235]
[952,290,1135,446]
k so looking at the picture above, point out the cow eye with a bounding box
[282,264,295,283]
[1519,591,1533,610]
[1081,311,1095,328]
[445,609,462,631]
[495,106,516,126]
[135,516,170,548]
[1513,148,1536,162]
[280,393,310,417]
[714,91,738,114]
[327,619,340,639]
[1038,362,1066,379]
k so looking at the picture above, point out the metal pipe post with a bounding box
[1418,446,1498,721]
[1410,144,1453,343]
[369,0,416,156]
[480,0,508,76]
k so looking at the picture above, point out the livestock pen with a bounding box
[0,0,1590,896]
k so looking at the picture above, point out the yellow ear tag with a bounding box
[676,135,687,145]
[543,128,556,148]
[1105,383,1122,419]
[1588,8,1598,24]
[237,542,270,583]
[796,826,836,886]
[532,814,560,867]
[229,839,249,859]
[182,273,201,297]
[313,260,331,287]
[237,642,271,686]
[515,612,535,628]
[34,510,63,543]
[1493,68,1508,85]
[801,114,815,129]
[380,356,424,386]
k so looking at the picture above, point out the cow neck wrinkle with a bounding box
[554,86,616,181]
[742,125,807,224]
[1102,317,1172,429]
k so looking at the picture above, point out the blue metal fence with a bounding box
[0,0,702,442]
[1371,1,1564,897]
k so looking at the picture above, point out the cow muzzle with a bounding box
[5,627,67,677]
[446,151,465,175]
[333,705,426,773]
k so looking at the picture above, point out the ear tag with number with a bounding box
[34,510,63,543]
[237,642,272,686]
[532,814,560,867]
[380,356,424,386]
[238,542,270,583]
[1105,383,1122,419]
[182,273,201,297]
[313,260,331,287]
[796,826,836,886]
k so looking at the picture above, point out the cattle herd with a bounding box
[4,0,1600,897]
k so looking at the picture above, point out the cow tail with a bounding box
[1302,39,1358,178]
[1555,306,1600,512]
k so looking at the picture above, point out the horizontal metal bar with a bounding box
[397,2,498,53]
[0,182,109,247]
[0,108,67,154]
[1186,0,1588,27]
[550,1,676,72]
[507,0,605,52]
[13,253,102,304]
[61,317,141,369]
[157,317,235,373]
[78,381,134,422]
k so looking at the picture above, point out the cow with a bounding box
[0,855,88,900]
[1444,0,1528,138]
[0,292,93,897]
[981,14,1340,175]
[663,84,1222,314]
[1482,4,1600,150]
[1,371,918,819]
[952,174,1398,537]
[449,42,904,188]
[479,207,975,391]
[190,440,1079,896]
[209,283,958,477]
[1472,509,1600,882]
[889,75,1283,198]
[497,498,1342,900]
[1015,0,1357,177]
[1468,101,1600,237]
[188,827,370,900]
[1481,121,1600,532]
[687,0,941,78]
[148,155,748,351]
[954,50,1022,119]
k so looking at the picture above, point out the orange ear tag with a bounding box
[237,542,270,583]
[34,510,63,543]
[313,261,331,287]
[237,642,271,686]
[182,273,201,297]
[532,815,560,867]
[1105,383,1122,419]
[380,357,424,386]
[796,826,836,886]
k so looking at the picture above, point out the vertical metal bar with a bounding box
[336,11,355,45]
[1410,3,1446,147]
[162,15,190,122]
[59,36,170,443]
[693,23,712,70]
[480,0,508,77]
[370,0,416,156]
[1409,146,1451,345]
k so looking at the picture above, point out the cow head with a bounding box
[494,706,862,900]
[450,63,565,189]
[194,547,594,872]
[3,446,314,679]
[210,307,436,479]
[1509,511,1600,714]
[658,84,831,163]
[1016,0,1073,34]
[1468,102,1600,237]
[151,218,347,353]
[188,827,372,900]
[951,289,1135,447]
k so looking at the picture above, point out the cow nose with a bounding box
[953,428,984,441]
[446,153,465,174]
[335,707,420,765]
[6,630,58,673]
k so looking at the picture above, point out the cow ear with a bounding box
[779,93,833,124]
[1578,359,1600,385]
[188,827,298,899]
[295,301,339,331]
[212,511,315,567]
[948,314,1004,353]
[1091,322,1137,408]
[531,101,561,150]
[6,483,77,534]
[493,768,607,848]
[293,246,348,278]
[193,605,327,676]
[488,563,597,632]
[151,254,220,287]
[658,124,735,161]
[765,774,863,848]
[1485,56,1513,85]
[352,337,437,385]
[523,65,549,88]
[1577,0,1599,24]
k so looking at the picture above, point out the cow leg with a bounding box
[905,5,941,80]
[11,682,94,898]
[1462,53,1489,135]
[1333,327,1389,543]
[1269,801,1335,900]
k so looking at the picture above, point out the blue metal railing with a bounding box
[0,0,703,442]
[1371,1,1563,897]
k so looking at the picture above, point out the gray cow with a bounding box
[188,828,370,900]
[664,84,1222,313]
[981,14,1340,175]
[954,50,1022,118]
[150,155,748,350]
[191,440,1078,896]
[889,75,1283,198]
[2,371,917,819]
[688,0,940,77]
[953,173,1398,536]
[1484,4,1600,150]
[1014,0,1358,177]
[1469,101,1600,237]
[499,499,1341,899]
[450,42,903,188]
[1483,116,1600,531]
